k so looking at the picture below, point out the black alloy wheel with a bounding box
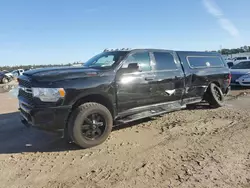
[68,102,113,148]
[82,113,106,140]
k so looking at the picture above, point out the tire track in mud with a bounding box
[1,94,250,188]
[37,106,250,188]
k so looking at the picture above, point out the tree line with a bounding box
[215,46,250,55]
[0,62,82,72]
[1,46,250,71]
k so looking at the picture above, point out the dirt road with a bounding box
[0,90,250,188]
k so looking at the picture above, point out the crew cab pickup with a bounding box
[18,49,231,148]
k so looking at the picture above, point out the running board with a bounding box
[115,105,186,125]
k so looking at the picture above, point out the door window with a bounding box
[153,52,177,70]
[187,56,224,68]
[123,52,151,71]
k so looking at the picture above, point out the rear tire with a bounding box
[67,102,113,149]
[205,83,225,108]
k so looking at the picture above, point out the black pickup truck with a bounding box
[18,49,231,148]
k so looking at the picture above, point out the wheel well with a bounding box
[211,81,220,87]
[65,94,115,130]
[203,81,221,100]
[72,94,114,117]
[205,81,221,92]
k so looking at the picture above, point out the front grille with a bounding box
[18,76,33,103]
[20,108,31,122]
[18,78,31,88]
[18,89,33,103]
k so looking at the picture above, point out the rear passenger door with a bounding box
[151,51,185,104]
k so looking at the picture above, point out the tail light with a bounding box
[227,73,232,85]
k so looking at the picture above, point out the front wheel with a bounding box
[67,102,113,149]
[2,77,9,84]
[205,83,225,108]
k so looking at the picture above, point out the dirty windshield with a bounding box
[83,51,128,68]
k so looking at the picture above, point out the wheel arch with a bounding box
[204,81,221,93]
[65,93,116,130]
[72,94,115,117]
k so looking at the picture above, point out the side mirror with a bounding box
[117,63,141,78]
[127,63,140,72]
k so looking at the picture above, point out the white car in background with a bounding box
[5,69,24,78]
[230,60,250,86]
[233,56,250,65]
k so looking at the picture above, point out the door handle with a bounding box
[145,76,154,81]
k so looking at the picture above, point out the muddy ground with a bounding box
[0,88,250,188]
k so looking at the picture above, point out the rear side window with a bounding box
[153,52,177,70]
[187,56,225,68]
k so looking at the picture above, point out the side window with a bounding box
[153,52,177,70]
[187,56,224,68]
[123,52,151,71]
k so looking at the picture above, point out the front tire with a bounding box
[67,102,113,149]
[205,83,225,108]
[2,77,9,84]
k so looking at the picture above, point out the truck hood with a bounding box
[23,66,108,82]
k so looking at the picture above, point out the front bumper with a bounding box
[19,101,71,131]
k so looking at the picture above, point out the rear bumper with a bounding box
[19,101,71,131]
[220,82,230,95]
[224,86,231,95]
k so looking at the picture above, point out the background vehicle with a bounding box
[10,69,25,77]
[18,49,231,148]
[230,60,250,86]
[2,70,9,74]
[227,62,234,68]
[4,69,25,80]
[233,56,250,65]
[0,71,13,84]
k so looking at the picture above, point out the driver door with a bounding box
[116,51,156,113]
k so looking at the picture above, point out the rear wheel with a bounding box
[205,83,225,108]
[67,102,113,148]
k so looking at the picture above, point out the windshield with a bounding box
[83,51,128,68]
[231,61,250,69]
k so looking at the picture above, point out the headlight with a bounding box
[32,88,66,102]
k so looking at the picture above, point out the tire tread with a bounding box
[67,102,113,148]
